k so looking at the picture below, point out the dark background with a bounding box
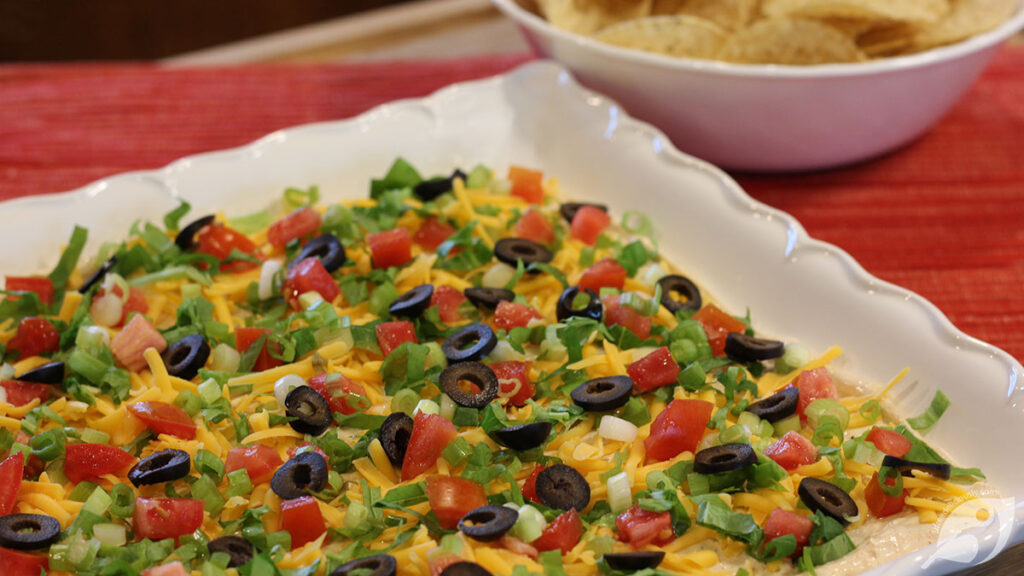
[0,0,413,61]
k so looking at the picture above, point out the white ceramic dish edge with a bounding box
[0,62,1021,575]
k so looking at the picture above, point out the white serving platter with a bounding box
[0,61,1020,575]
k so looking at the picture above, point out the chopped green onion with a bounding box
[109,484,135,518]
[607,472,632,513]
[717,424,750,445]
[465,165,492,189]
[298,291,324,309]
[775,343,811,374]
[439,394,457,421]
[805,398,850,430]
[192,474,226,515]
[68,481,99,503]
[424,341,447,369]
[30,429,65,461]
[515,505,547,543]
[344,501,368,529]
[82,486,112,516]
[414,399,440,417]
[175,390,203,417]
[92,523,127,548]
[284,185,320,208]
[859,399,882,423]
[181,283,202,300]
[198,378,222,404]
[209,343,241,373]
[442,437,473,467]
[79,428,110,445]
[195,449,225,481]
[391,389,419,416]
[229,210,273,235]
[773,414,801,437]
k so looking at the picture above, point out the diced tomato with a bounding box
[280,495,326,549]
[644,399,714,462]
[133,498,203,540]
[521,465,544,504]
[110,314,166,372]
[414,216,456,251]
[794,368,839,419]
[5,277,54,307]
[865,427,912,458]
[626,346,680,393]
[692,304,747,356]
[267,207,322,248]
[367,228,413,269]
[508,166,544,205]
[426,476,488,530]
[308,372,367,416]
[402,412,457,481]
[764,431,818,471]
[225,444,283,485]
[493,301,542,331]
[127,401,196,440]
[0,454,24,516]
[6,317,59,361]
[865,472,906,518]
[570,205,611,246]
[0,381,50,407]
[234,327,283,372]
[64,443,136,484]
[763,508,813,556]
[616,505,673,548]
[0,547,48,576]
[492,361,535,407]
[532,509,583,554]
[430,285,466,324]
[578,259,626,293]
[282,257,339,309]
[142,562,189,576]
[602,295,651,339]
[375,321,418,357]
[513,209,554,244]
[195,223,261,272]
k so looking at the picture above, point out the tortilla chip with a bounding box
[719,17,866,64]
[762,0,950,25]
[595,15,729,58]
[911,0,1018,50]
[651,0,762,31]
[537,0,653,35]
[857,22,919,56]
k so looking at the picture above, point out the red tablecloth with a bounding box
[1,52,1022,362]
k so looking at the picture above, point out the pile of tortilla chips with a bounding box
[521,0,1018,64]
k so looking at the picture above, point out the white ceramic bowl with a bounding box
[492,0,1024,172]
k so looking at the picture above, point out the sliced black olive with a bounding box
[78,256,117,294]
[440,562,492,576]
[413,169,467,202]
[439,362,499,409]
[657,274,702,313]
[725,333,784,362]
[285,386,332,437]
[492,422,552,451]
[536,464,591,512]
[493,238,553,270]
[208,535,254,568]
[271,451,328,500]
[603,551,666,571]
[293,234,347,272]
[442,323,497,364]
[693,443,758,474]
[570,376,633,412]
[128,448,191,487]
[161,334,211,380]
[330,554,397,576]
[0,514,61,550]
[556,286,602,322]
[175,215,216,251]
[389,284,434,318]
[560,202,608,223]
[463,287,516,311]
[380,412,414,467]
[745,387,799,423]
[458,505,518,542]
[798,477,858,526]
[881,455,952,480]
[15,362,64,385]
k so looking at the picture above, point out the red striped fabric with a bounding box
[0,51,1021,361]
